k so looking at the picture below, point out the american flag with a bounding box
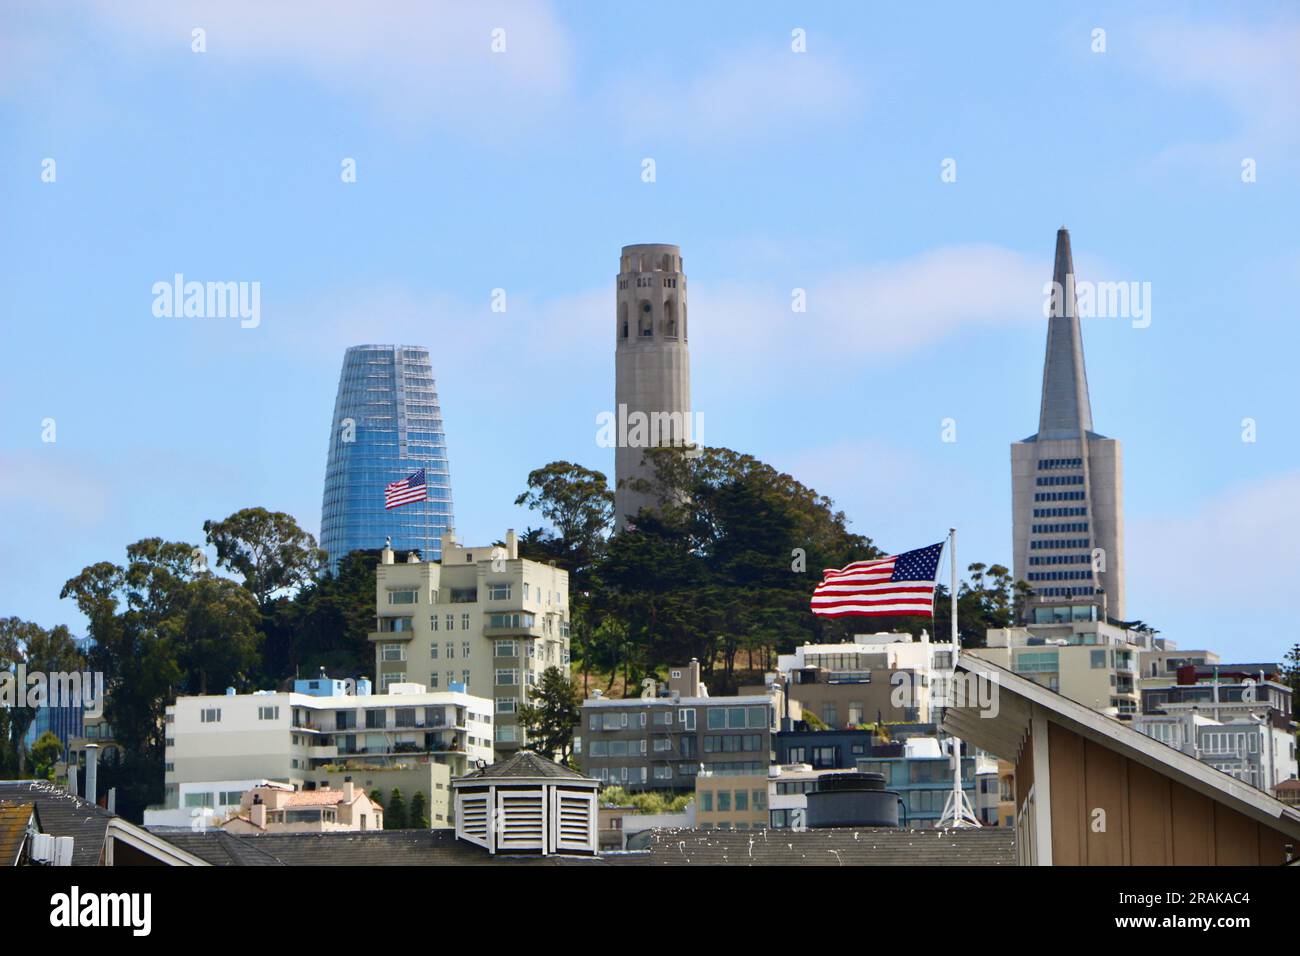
[810,541,945,618]
[384,468,427,510]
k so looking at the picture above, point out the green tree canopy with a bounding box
[517,667,582,761]
[203,507,326,607]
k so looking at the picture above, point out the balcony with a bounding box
[483,612,542,638]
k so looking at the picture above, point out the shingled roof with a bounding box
[156,828,609,866]
[0,782,114,866]
[0,803,37,866]
[630,827,1018,866]
[456,750,591,782]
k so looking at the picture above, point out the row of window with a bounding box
[1033,586,1097,598]
[1027,571,1095,581]
[1036,475,1084,486]
[1037,457,1083,470]
[587,705,768,732]
[1028,554,1091,566]
[1034,491,1086,502]
[699,789,767,813]
[1033,506,1087,517]
[1032,522,1088,533]
[1030,538,1090,550]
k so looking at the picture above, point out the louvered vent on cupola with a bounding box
[451,751,600,856]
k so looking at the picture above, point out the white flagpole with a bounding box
[939,526,980,828]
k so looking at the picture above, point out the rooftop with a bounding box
[0,781,115,866]
[457,750,590,782]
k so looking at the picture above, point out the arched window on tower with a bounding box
[664,299,677,338]
[637,301,653,337]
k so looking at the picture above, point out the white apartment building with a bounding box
[1134,712,1298,794]
[149,680,492,828]
[371,528,571,752]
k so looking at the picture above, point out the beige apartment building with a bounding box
[694,771,769,830]
[371,529,571,752]
[974,622,1142,718]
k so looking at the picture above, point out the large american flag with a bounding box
[810,541,945,618]
[384,468,427,510]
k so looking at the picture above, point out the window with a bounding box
[718,791,731,812]
[679,708,696,730]
[430,644,439,659]
[446,614,454,632]
[707,709,726,730]
[387,589,418,605]
[496,669,519,686]
[495,639,517,658]
[431,615,439,632]
[381,643,405,662]
[496,725,518,743]
[257,706,279,721]
[487,612,536,630]
[487,583,512,600]
[735,790,748,811]
[461,613,471,631]
[381,672,405,690]
[462,640,471,658]
[429,672,439,688]
[449,588,477,603]
[654,765,673,780]
[446,642,454,659]
[200,708,221,723]
[496,697,517,714]
[700,792,713,812]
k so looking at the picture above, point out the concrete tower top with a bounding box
[1036,227,1097,440]
[620,244,683,273]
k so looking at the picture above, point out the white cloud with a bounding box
[83,0,574,133]
[1130,471,1300,613]
[607,44,864,146]
[691,244,1046,380]
[1133,18,1300,166]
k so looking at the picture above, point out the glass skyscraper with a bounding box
[320,345,454,570]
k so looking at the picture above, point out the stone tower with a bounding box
[613,243,692,525]
[1012,228,1125,622]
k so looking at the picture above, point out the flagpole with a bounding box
[939,526,980,828]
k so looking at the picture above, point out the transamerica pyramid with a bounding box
[1011,228,1126,622]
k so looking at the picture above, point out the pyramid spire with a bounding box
[1036,227,1095,439]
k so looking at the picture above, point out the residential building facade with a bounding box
[370,531,571,751]
[149,678,491,827]
[576,685,782,791]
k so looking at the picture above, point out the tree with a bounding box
[277,548,384,682]
[514,462,613,588]
[30,731,63,781]
[517,667,583,761]
[409,790,429,829]
[0,617,85,776]
[1284,644,1300,720]
[203,507,326,608]
[386,788,408,829]
[162,576,262,695]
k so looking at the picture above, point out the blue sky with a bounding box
[1,2,1297,661]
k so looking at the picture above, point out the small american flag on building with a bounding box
[384,468,427,510]
[810,541,945,618]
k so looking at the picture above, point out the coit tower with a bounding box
[613,243,692,525]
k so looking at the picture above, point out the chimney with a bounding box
[84,744,99,807]
[67,764,78,798]
[382,538,395,565]
[506,528,518,560]
[342,778,355,802]
[250,801,267,828]
[107,788,116,815]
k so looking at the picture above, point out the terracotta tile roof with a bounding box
[0,803,36,866]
